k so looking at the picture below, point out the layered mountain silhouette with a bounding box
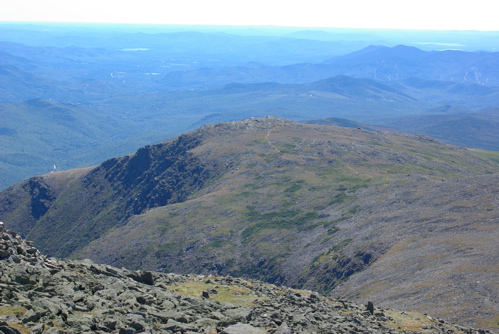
[325,45,499,84]
[3,35,499,190]
[1,118,498,330]
[160,45,499,90]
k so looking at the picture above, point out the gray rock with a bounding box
[0,322,22,334]
[28,323,46,334]
[0,249,10,259]
[21,309,41,323]
[42,328,65,334]
[10,255,21,263]
[274,322,293,334]
[118,329,136,334]
[221,323,268,334]
[366,301,374,315]
[0,225,492,334]
[127,270,154,285]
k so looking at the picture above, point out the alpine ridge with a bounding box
[0,117,498,331]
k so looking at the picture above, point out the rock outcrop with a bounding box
[0,223,491,334]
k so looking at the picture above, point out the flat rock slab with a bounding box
[221,323,268,334]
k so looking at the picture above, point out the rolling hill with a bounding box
[0,117,498,330]
[382,107,499,151]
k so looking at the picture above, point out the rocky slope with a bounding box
[0,117,498,330]
[0,223,492,334]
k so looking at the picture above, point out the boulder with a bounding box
[221,323,268,334]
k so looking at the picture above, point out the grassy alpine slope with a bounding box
[0,117,498,330]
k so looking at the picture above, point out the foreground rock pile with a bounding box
[0,223,491,334]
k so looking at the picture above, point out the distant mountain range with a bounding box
[2,71,499,189]
[159,45,499,91]
[2,39,499,104]
[1,25,499,192]
[325,45,499,84]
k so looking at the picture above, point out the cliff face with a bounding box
[0,223,492,334]
[0,117,498,330]
[93,133,209,216]
[0,129,226,258]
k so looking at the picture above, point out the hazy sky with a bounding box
[2,0,498,31]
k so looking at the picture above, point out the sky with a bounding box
[1,0,498,31]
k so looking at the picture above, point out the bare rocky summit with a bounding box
[0,223,491,334]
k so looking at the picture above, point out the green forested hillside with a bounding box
[0,98,180,189]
